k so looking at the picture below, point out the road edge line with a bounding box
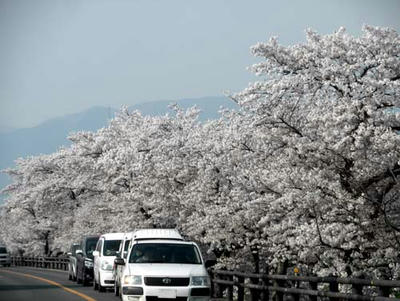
[1,269,97,301]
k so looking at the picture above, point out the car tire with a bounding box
[94,278,99,290]
[83,277,89,286]
[68,273,72,281]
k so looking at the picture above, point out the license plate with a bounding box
[157,289,177,298]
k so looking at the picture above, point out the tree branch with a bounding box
[278,117,303,137]
[390,74,400,81]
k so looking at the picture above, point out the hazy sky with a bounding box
[1,0,399,128]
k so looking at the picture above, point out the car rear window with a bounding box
[86,238,99,258]
[103,240,121,256]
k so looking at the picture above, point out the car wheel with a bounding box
[83,277,89,286]
[68,273,72,281]
[94,277,99,290]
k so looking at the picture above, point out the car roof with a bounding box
[100,232,125,240]
[133,229,184,241]
[134,239,194,245]
[122,232,135,240]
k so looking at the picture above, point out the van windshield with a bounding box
[103,240,121,256]
[0,247,7,253]
[129,243,202,264]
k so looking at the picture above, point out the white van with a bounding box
[114,232,134,296]
[115,229,211,301]
[93,232,124,292]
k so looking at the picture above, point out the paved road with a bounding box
[0,266,117,301]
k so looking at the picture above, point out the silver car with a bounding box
[68,243,81,281]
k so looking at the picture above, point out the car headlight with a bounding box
[84,259,93,268]
[124,275,143,285]
[101,260,113,271]
[191,276,210,286]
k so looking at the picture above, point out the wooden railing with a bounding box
[10,256,69,271]
[209,270,400,301]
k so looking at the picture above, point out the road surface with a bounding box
[0,266,116,301]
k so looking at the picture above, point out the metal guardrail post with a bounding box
[275,278,285,301]
[328,275,339,301]
[227,274,234,301]
[378,286,391,298]
[237,275,245,301]
[352,273,364,296]
[260,274,269,301]
[209,269,215,298]
[309,280,318,301]
[250,275,260,301]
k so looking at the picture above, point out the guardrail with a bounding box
[210,270,400,301]
[8,257,400,300]
[10,256,69,271]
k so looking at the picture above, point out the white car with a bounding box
[0,245,11,267]
[114,232,134,296]
[93,232,124,292]
[115,229,212,301]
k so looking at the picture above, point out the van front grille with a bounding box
[146,297,187,301]
[144,277,190,286]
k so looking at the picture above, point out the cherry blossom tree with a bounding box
[0,150,82,255]
[0,25,399,279]
[231,25,400,277]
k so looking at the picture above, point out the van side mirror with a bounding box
[123,251,128,259]
[205,259,217,268]
[114,257,125,265]
[92,250,99,257]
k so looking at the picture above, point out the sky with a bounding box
[1,0,399,129]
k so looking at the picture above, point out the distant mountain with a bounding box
[0,96,237,202]
[0,125,16,134]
